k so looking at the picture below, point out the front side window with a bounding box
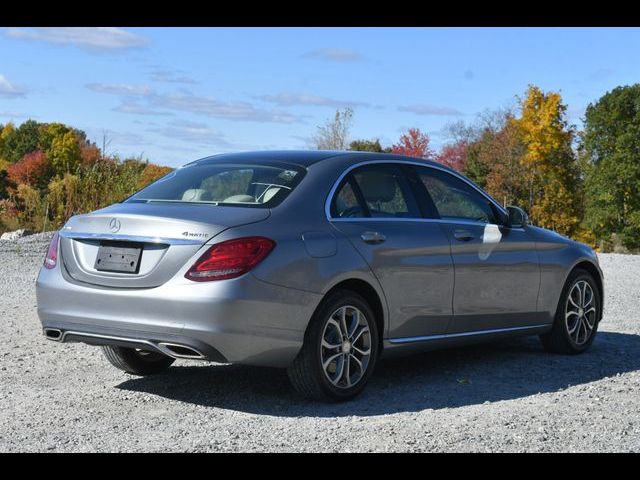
[127,162,304,208]
[414,166,502,224]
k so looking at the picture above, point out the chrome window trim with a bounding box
[59,230,203,246]
[325,159,508,222]
[388,324,549,344]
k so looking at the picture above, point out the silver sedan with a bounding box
[36,151,604,401]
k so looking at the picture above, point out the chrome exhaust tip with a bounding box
[157,342,205,359]
[44,328,63,341]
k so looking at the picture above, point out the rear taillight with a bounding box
[43,231,60,269]
[185,236,275,282]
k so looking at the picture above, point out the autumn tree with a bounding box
[137,163,173,189]
[48,130,82,175]
[436,141,467,172]
[391,128,433,159]
[513,86,581,235]
[582,84,640,250]
[7,150,52,192]
[312,108,354,150]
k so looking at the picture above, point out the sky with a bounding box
[1,27,639,167]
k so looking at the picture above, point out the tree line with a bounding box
[1,83,638,252]
[0,121,171,234]
[312,85,640,252]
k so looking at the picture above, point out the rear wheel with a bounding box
[288,290,379,402]
[101,345,175,375]
[540,269,601,354]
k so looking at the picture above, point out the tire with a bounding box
[287,289,380,402]
[101,345,175,375]
[540,269,601,354]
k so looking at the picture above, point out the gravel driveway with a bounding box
[1,233,639,452]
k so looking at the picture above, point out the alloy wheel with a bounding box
[565,280,597,345]
[320,305,372,389]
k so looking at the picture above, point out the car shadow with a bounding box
[116,331,640,417]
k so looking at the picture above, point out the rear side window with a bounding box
[330,164,420,219]
[331,180,365,218]
[127,163,304,208]
[413,166,501,224]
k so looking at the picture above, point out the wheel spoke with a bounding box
[566,310,580,320]
[339,307,348,338]
[567,316,580,335]
[343,354,351,387]
[351,325,368,343]
[322,338,342,350]
[350,353,363,372]
[583,289,593,308]
[352,345,370,356]
[572,318,582,342]
[323,352,342,370]
[347,309,359,337]
[568,293,580,309]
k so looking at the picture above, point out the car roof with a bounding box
[191,150,455,172]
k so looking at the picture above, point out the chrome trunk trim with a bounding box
[59,230,203,245]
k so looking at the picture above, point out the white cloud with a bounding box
[113,101,173,116]
[398,104,464,116]
[0,74,27,98]
[257,92,368,108]
[150,69,197,85]
[4,27,149,52]
[150,92,302,123]
[150,119,232,147]
[303,48,365,62]
[86,83,152,96]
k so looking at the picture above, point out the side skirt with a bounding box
[382,324,552,358]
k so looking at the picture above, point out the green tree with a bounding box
[348,139,387,152]
[1,119,41,163]
[582,84,640,250]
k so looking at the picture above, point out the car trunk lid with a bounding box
[59,202,270,288]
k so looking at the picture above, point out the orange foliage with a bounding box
[391,128,433,159]
[7,150,51,189]
[137,163,173,189]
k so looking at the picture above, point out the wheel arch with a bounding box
[566,259,604,321]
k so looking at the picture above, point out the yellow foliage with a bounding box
[513,85,581,236]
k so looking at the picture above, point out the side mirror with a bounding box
[507,206,529,228]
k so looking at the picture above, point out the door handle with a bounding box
[360,231,386,244]
[454,229,474,242]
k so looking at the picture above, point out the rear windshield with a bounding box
[127,162,304,208]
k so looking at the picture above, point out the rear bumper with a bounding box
[36,263,322,368]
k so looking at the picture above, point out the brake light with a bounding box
[43,231,60,269]
[185,236,275,282]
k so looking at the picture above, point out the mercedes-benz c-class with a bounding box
[36,151,604,401]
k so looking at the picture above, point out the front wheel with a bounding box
[288,290,379,402]
[540,269,601,354]
[101,345,175,375]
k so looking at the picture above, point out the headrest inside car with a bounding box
[358,172,397,203]
[182,189,212,202]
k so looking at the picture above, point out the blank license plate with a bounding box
[94,244,142,273]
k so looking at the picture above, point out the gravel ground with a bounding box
[1,233,639,452]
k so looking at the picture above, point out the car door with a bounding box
[328,163,454,339]
[411,165,541,334]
